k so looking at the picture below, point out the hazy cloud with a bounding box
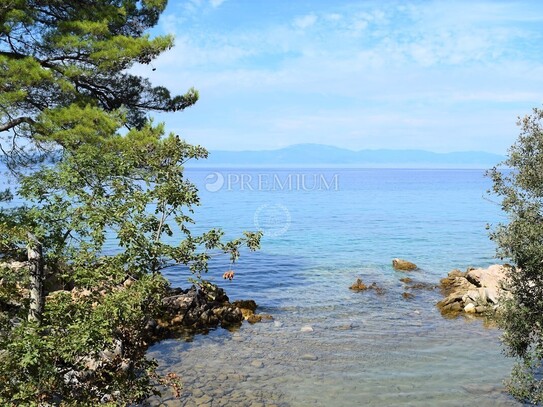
[148,0,543,154]
[293,14,317,30]
[210,0,226,8]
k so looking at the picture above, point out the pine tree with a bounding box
[0,2,261,403]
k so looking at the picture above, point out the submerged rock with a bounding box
[247,314,273,324]
[349,278,384,295]
[402,292,415,300]
[400,277,438,292]
[392,258,418,271]
[369,282,385,295]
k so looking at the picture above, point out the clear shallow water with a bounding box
[147,169,520,406]
[1,167,518,405]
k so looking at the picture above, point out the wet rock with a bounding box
[246,314,261,324]
[440,301,463,314]
[392,258,418,271]
[350,279,384,294]
[399,277,412,283]
[349,278,367,291]
[231,299,272,324]
[159,284,244,333]
[232,299,257,312]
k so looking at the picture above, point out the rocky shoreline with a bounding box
[437,264,510,317]
[2,257,512,405]
[155,285,273,338]
[0,260,270,336]
[348,259,510,320]
[0,259,271,401]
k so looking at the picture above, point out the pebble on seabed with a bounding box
[251,360,264,368]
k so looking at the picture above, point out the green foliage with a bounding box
[0,274,169,405]
[488,107,543,404]
[0,0,262,404]
[0,0,196,168]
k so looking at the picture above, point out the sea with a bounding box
[146,168,521,407]
[1,167,521,406]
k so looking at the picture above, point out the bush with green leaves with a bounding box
[488,107,543,404]
[0,0,261,404]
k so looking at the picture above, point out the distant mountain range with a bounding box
[187,144,505,168]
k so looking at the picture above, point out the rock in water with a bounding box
[437,265,511,317]
[349,278,367,291]
[159,285,244,331]
[232,299,257,312]
[392,258,418,271]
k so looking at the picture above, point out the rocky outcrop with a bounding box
[437,265,511,317]
[392,258,418,271]
[158,285,243,333]
[157,286,273,332]
[1,259,262,334]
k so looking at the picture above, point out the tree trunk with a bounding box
[27,233,44,323]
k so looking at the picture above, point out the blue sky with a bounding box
[135,0,543,154]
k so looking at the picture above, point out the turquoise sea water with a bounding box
[147,168,520,407]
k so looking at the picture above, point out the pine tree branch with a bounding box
[0,117,35,132]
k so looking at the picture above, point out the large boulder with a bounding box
[437,265,510,317]
[392,258,418,271]
[466,264,508,291]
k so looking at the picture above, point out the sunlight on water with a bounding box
[145,169,520,406]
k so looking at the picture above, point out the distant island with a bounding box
[187,143,505,168]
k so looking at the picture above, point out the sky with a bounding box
[134,0,543,154]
